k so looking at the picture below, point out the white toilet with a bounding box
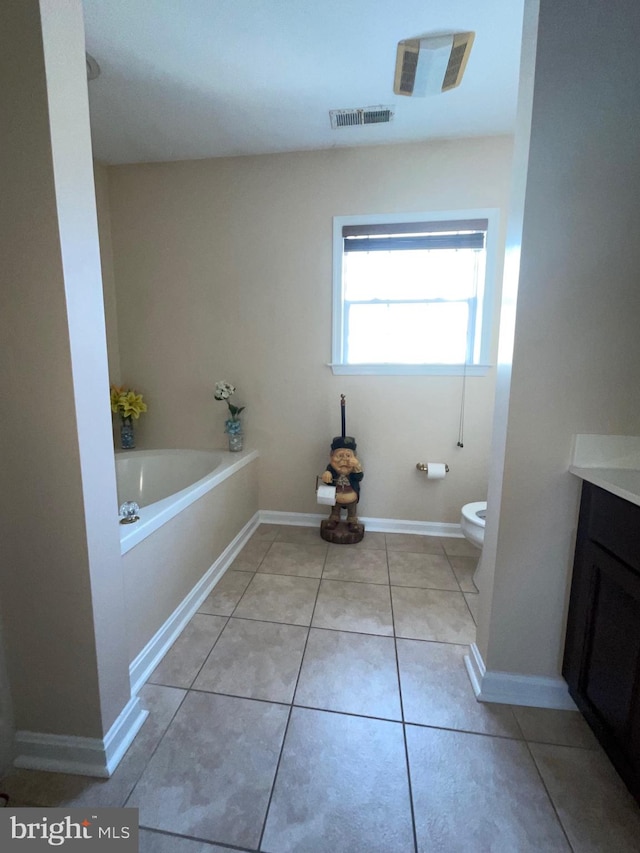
[460,501,487,549]
[461,501,488,589]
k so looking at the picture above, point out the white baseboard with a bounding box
[259,510,463,538]
[13,696,148,778]
[103,696,149,775]
[464,642,486,697]
[129,511,260,695]
[464,643,577,710]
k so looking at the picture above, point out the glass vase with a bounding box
[228,432,244,452]
[120,417,135,449]
[225,418,243,452]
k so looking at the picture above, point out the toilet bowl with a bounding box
[460,501,487,549]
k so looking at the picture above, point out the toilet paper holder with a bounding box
[416,463,450,473]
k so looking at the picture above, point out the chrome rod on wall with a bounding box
[416,463,450,473]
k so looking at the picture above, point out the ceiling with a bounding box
[82,0,525,165]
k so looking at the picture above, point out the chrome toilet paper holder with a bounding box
[416,463,450,473]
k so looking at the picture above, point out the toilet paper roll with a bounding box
[426,462,447,480]
[316,484,337,505]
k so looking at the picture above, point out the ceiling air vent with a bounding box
[393,32,475,97]
[330,106,394,129]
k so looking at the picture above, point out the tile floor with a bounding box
[3,524,640,851]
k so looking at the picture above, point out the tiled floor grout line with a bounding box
[184,613,233,690]
[188,610,476,647]
[185,686,290,709]
[230,562,476,593]
[444,551,466,596]
[254,680,296,851]
[122,683,192,810]
[252,567,469,593]
[463,596,478,626]
[175,683,539,744]
[387,543,420,853]
[521,739,577,852]
[138,823,252,852]
[226,562,267,619]
[511,704,526,741]
[255,535,329,853]
[521,737,603,753]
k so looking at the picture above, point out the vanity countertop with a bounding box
[569,435,640,508]
[569,465,640,508]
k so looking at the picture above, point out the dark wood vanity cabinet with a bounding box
[563,481,640,803]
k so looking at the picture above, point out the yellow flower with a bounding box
[122,391,147,419]
[110,384,147,419]
[110,385,125,413]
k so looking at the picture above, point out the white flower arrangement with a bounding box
[214,380,245,433]
[214,380,235,402]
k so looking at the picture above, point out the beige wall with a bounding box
[94,161,121,385]
[0,0,130,744]
[477,0,640,681]
[106,137,514,523]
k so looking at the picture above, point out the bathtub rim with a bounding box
[117,447,259,555]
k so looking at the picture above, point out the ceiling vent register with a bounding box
[330,106,394,129]
[394,32,475,96]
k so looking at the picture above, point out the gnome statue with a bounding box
[319,396,364,543]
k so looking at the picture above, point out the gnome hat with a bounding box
[331,436,357,452]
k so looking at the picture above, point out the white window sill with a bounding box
[327,363,492,377]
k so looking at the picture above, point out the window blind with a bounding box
[342,218,488,253]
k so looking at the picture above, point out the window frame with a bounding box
[330,208,500,376]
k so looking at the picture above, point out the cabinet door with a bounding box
[579,542,640,755]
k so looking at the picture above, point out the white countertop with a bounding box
[569,435,640,508]
[569,465,640,508]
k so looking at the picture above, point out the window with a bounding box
[331,210,498,375]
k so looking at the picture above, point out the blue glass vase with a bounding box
[120,417,135,449]
[225,419,243,452]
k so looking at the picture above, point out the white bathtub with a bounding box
[115,448,259,554]
[118,446,260,686]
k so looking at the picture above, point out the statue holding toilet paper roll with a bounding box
[321,436,364,532]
